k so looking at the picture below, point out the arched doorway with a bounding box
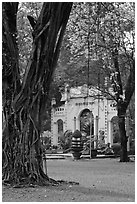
[80,109,94,136]
[57,119,63,134]
[111,116,120,143]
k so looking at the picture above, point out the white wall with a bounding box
[51,96,117,146]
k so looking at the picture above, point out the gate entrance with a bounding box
[80,109,94,137]
[51,85,117,146]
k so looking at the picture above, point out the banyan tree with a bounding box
[2,2,72,186]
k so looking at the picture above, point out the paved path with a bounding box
[47,157,135,202]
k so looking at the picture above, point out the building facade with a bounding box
[51,84,118,147]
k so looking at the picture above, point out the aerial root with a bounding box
[56,179,79,185]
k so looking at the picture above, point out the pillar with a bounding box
[74,117,76,131]
[94,116,98,149]
[51,108,54,146]
[108,120,113,146]
[52,122,58,146]
[63,121,66,132]
[76,116,80,131]
[104,103,108,144]
[64,103,68,131]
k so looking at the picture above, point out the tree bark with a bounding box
[2,2,72,186]
[112,49,135,162]
[117,103,129,162]
[2,2,22,184]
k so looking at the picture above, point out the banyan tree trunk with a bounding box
[2,2,72,186]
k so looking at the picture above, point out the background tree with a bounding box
[93,2,135,162]
[54,2,135,162]
[2,2,72,186]
[54,3,107,88]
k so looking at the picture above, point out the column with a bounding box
[76,117,80,131]
[64,102,68,131]
[51,108,54,146]
[94,116,98,149]
[104,103,108,144]
[108,120,113,146]
[63,121,66,132]
[52,122,58,146]
[74,117,76,131]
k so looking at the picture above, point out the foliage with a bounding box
[17,3,42,79]
[58,130,72,151]
[40,131,52,150]
[54,2,135,106]
[54,3,106,88]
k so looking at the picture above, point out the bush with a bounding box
[58,130,72,150]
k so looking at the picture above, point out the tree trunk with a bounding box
[2,2,72,186]
[117,103,129,162]
[111,48,135,162]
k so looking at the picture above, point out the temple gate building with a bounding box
[51,84,118,147]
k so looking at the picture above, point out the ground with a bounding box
[2,157,135,202]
